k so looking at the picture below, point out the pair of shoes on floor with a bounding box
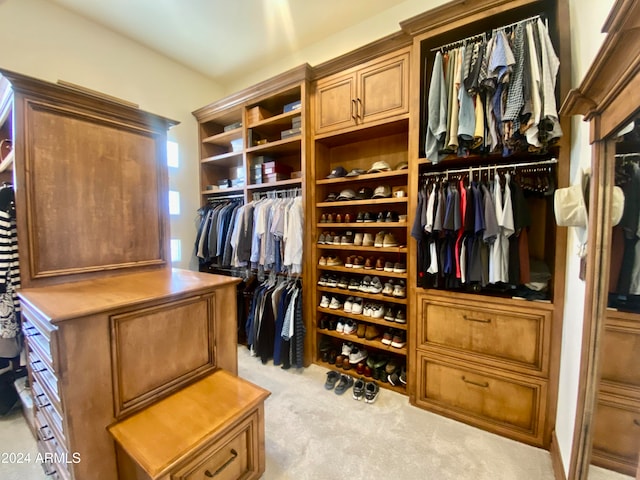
[352,377,380,403]
[325,371,354,395]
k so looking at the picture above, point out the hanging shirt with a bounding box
[425,51,449,163]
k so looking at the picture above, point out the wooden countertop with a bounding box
[108,369,270,479]
[18,267,241,323]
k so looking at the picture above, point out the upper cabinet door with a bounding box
[314,73,357,134]
[358,50,410,125]
[314,48,410,136]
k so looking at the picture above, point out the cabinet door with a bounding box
[357,50,409,125]
[314,72,357,134]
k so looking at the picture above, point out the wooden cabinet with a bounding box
[414,293,552,445]
[314,48,410,135]
[19,268,242,480]
[591,310,640,476]
[109,370,269,480]
[311,43,411,394]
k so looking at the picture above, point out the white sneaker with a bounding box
[392,281,406,298]
[349,347,368,364]
[329,297,342,309]
[341,342,353,356]
[363,303,372,317]
[336,318,345,332]
[351,297,364,315]
[369,276,383,294]
[343,320,357,335]
[371,304,385,319]
[320,295,330,308]
[343,296,354,313]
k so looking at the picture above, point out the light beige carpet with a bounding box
[0,350,633,479]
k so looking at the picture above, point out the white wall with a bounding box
[0,0,224,270]
[554,0,615,475]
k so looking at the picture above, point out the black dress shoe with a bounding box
[356,211,364,223]
[385,211,399,222]
[377,211,386,222]
[363,212,375,223]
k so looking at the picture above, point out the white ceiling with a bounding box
[45,0,409,86]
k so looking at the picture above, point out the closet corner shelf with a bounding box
[318,245,407,254]
[316,327,408,356]
[316,198,408,208]
[202,127,243,146]
[317,286,408,306]
[246,136,301,155]
[247,109,302,129]
[201,151,243,165]
[317,222,408,229]
[246,178,302,191]
[201,186,245,196]
[316,169,408,185]
[314,359,407,395]
[317,264,407,278]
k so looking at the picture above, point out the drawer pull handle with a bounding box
[634,419,640,427]
[35,394,50,408]
[37,426,54,442]
[462,376,489,388]
[351,99,357,120]
[356,98,362,119]
[204,448,238,478]
[30,360,46,373]
[463,315,491,324]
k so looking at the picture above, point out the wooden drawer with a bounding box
[35,410,72,480]
[417,296,550,375]
[415,352,547,446]
[591,390,640,477]
[172,410,259,480]
[29,347,61,412]
[600,312,640,389]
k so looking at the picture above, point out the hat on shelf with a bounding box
[327,166,347,179]
[372,185,392,199]
[324,192,338,202]
[392,186,407,198]
[355,187,374,200]
[337,189,357,201]
[367,161,391,173]
[394,161,409,170]
[346,168,367,177]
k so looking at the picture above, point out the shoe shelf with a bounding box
[247,109,301,130]
[317,222,407,229]
[315,359,407,395]
[316,286,407,305]
[318,245,408,253]
[317,265,407,279]
[316,169,407,185]
[316,306,407,331]
[316,197,407,208]
[317,328,407,356]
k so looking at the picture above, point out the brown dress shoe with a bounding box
[357,323,366,338]
[364,256,375,270]
[375,257,385,270]
[344,213,352,223]
[336,213,343,223]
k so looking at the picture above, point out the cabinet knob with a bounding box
[204,448,238,477]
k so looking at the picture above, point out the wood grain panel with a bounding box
[419,299,547,372]
[111,294,215,417]
[314,74,356,133]
[24,100,166,279]
[359,51,409,123]
[600,313,640,388]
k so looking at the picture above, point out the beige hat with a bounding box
[611,186,625,227]
[554,183,588,227]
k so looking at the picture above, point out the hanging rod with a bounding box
[420,158,558,178]
[252,186,302,201]
[429,13,544,53]
[614,153,640,159]
[206,193,245,202]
